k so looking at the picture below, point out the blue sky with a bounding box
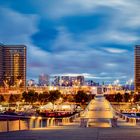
[0,0,140,84]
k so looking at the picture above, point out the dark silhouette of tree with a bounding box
[38,91,49,104]
[9,94,20,103]
[22,90,38,104]
[75,90,88,104]
[114,92,123,103]
[124,93,130,102]
[134,93,140,102]
[49,90,61,103]
[105,94,115,102]
[22,91,28,103]
[0,95,5,103]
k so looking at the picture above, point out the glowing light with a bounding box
[38,116,42,120]
[31,116,36,119]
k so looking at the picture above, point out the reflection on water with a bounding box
[81,94,115,127]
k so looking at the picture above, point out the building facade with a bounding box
[135,45,140,92]
[0,44,26,89]
[52,75,85,87]
[39,74,50,86]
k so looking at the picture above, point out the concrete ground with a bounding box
[1,125,140,140]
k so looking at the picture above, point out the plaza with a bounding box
[1,125,140,140]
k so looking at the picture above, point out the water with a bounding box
[81,94,115,127]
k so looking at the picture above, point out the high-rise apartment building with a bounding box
[0,44,26,89]
[135,45,140,92]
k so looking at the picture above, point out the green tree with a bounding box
[75,90,88,104]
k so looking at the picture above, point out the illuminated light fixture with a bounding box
[31,116,36,119]
[38,116,42,120]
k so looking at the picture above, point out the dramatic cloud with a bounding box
[0,0,139,84]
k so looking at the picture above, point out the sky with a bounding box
[0,0,140,84]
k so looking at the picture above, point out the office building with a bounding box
[135,45,140,92]
[53,76,60,86]
[0,44,26,89]
[39,74,50,86]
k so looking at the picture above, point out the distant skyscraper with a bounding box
[53,76,60,86]
[39,74,50,86]
[77,76,84,86]
[135,45,140,92]
[0,44,26,89]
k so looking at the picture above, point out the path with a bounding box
[1,125,140,140]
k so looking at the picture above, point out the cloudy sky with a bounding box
[0,0,140,84]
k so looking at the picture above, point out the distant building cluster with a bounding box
[52,75,85,86]
[27,75,87,87]
[27,74,100,87]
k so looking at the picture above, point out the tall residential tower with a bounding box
[135,45,140,92]
[0,44,26,89]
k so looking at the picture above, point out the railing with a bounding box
[0,111,82,133]
[116,112,137,125]
[80,118,117,127]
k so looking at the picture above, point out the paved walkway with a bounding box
[0,125,140,140]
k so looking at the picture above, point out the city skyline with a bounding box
[0,1,140,83]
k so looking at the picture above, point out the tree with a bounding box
[114,93,123,103]
[9,94,20,103]
[124,93,130,102]
[38,91,49,104]
[105,94,115,102]
[62,94,75,102]
[22,91,28,103]
[22,90,38,104]
[75,90,88,104]
[0,95,5,103]
[133,93,140,102]
[49,90,61,103]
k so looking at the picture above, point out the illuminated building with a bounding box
[39,74,50,86]
[52,75,85,87]
[27,79,35,86]
[77,76,84,86]
[135,45,140,92]
[0,44,26,89]
[53,76,60,86]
